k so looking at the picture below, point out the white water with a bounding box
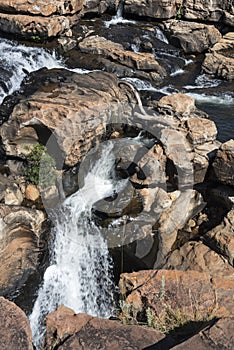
[30,143,124,349]
[155,27,169,44]
[104,0,135,27]
[0,38,90,105]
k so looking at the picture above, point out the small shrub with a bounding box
[24,143,57,188]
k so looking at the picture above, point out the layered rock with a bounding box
[78,35,167,83]
[0,297,33,350]
[202,32,234,80]
[0,204,45,295]
[119,270,234,326]
[124,0,181,19]
[163,20,222,54]
[212,139,234,186]
[0,70,130,168]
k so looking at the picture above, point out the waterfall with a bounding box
[0,38,89,106]
[30,143,123,350]
[104,0,135,27]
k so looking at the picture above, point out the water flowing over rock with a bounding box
[0,297,33,350]
[0,205,46,295]
[163,20,222,54]
[202,32,234,80]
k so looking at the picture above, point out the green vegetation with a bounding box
[24,143,57,188]
[175,5,182,20]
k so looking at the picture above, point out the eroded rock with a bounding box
[212,139,234,186]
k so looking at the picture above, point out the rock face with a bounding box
[0,70,129,168]
[0,297,33,350]
[163,20,222,54]
[124,0,181,19]
[202,32,234,80]
[173,317,234,350]
[119,270,234,328]
[212,139,234,186]
[162,241,234,278]
[0,204,45,295]
[43,306,167,350]
[79,35,167,83]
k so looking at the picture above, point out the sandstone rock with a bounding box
[202,32,234,80]
[212,140,234,186]
[186,117,217,145]
[0,70,130,167]
[183,0,234,26]
[157,93,196,117]
[82,0,119,15]
[0,297,33,350]
[162,241,234,278]
[163,20,222,54]
[0,0,83,16]
[173,317,234,350]
[204,209,234,267]
[25,184,40,202]
[44,307,167,350]
[124,0,181,19]
[79,35,167,82]
[119,270,234,325]
[0,13,71,39]
[0,204,45,295]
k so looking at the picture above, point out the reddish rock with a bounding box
[119,270,234,325]
[0,297,33,350]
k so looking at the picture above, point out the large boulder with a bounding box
[212,140,234,186]
[119,270,234,328]
[0,297,33,350]
[202,32,234,80]
[0,70,130,168]
[43,305,168,350]
[163,20,222,54]
[0,204,45,295]
[124,0,181,19]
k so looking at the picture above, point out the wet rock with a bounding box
[0,13,71,39]
[203,32,234,80]
[44,306,167,350]
[124,0,181,19]
[119,270,234,325]
[78,35,167,82]
[163,20,222,54]
[0,204,45,295]
[0,297,33,350]
[162,241,234,278]
[0,0,83,16]
[173,317,234,350]
[183,0,234,26]
[82,0,119,15]
[212,140,234,186]
[0,70,130,167]
[204,209,234,267]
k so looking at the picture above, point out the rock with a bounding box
[0,70,130,167]
[124,0,181,19]
[173,317,234,350]
[202,33,234,80]
[0,13,71,39]
[0,174,25,205]
[4,183,24,205]
[157,93,196,117]
[44,307,167,350]
[154,189,205,267]
[212,140,234,186]
[0,0,83,16]
[204,209,234,267]
[79,35,167,82]
[25,184,40,202]
[163,20,222,54]
[0,297,33,350]
[0,204,45,295]
[186,117,217,145]
[162,241,234,278]
[183,0,234,26]
[119,270,234,326]
[82,0,118,15]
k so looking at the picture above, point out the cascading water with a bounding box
[104,0,135,27]
[30,143,124,349]
[0,38,89,106]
